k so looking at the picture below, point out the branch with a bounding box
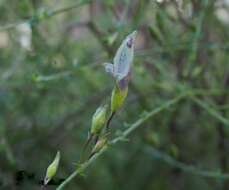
[191,97,229,127]
[145,146,229,179]
[0,0,92,31]
[56,94,185,190]
[56,146,108,190]
[50,0,91,16]
[56,90,228,189]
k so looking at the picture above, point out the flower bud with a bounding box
[91,104,108,135]
[104,30,137,82]
[111,85,128,113]
[113,30,137,81]
[44,151,60,185]
[91,137,108,156]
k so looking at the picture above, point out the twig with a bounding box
[106,111,116,130]
[191,97,229,127]
[0,0,92,31]
[216,76,229,190]
[56,94,185,190]
[183,0,209,77]
[50,0,92,16]
[56,146,107,190]
[145,146,229,179]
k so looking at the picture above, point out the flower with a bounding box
[104,30,137,85]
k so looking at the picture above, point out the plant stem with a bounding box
[191,97,229,127]
[146,146,229,179]
[56,146,107,190]
[56,94,185,190]
[106,111,116,130]
[50,0,92,16]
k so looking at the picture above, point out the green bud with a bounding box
[44,151,60,185]
[91,137,107,155]
[91,104,108,135]
[111,85,128,112]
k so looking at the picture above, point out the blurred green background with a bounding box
[0,0,229,189]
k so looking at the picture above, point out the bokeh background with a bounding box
[0,0,229,189]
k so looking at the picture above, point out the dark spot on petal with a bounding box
[127,38,133,48]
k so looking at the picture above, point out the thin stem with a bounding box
[79,134,94,163]
[50,0,92,16]
[183,0,208,77]
[56,146,107,190]
[191,97,229,127]
[145,146,229,179]
[113,94,186,141]
[0,0,92,31]
[106,111,116,130]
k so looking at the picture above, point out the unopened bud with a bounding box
[91,137,108,156]
[111,85,128,112]
[91,104,108,135]
[44,151,60,185]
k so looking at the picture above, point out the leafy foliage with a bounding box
[0,0,229,190]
